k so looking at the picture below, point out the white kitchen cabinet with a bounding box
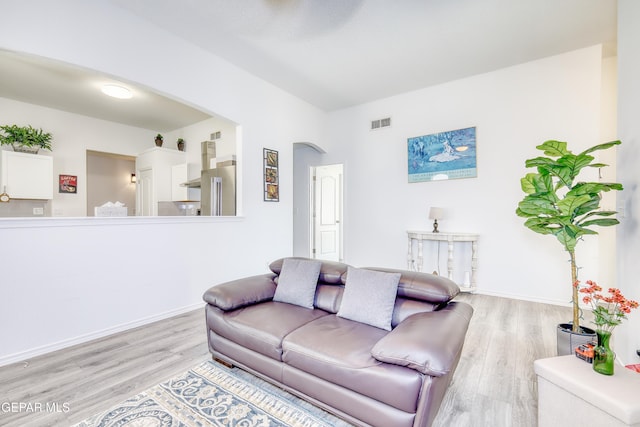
[135,147,186,216]
[171,163,188,201]
[0,150,53,199]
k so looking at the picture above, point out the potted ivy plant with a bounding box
[516,139,623,355]
[0,124,53,154]
[155,133,163,147]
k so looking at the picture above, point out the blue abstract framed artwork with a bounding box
[407,126,477,182]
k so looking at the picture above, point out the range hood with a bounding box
[181,154,237,189]
[180,177,201,188]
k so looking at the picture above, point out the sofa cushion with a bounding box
[337,267,401,331]
[203,274,276,311]
[282,315,423,413]
[372,303,474,376]
[364,267,459,304]
[391,297,439,327]
[269,257,348,284]
[314,284,344,313]
[273,258,322,309]
[206,301,329,361]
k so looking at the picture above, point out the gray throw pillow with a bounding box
[272,258,322,309]
[337,267,401,331]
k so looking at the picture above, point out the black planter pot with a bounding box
[556,323,596,356]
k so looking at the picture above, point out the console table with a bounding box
[406,230,478,292]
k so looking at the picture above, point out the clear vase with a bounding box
[593,330,615,375]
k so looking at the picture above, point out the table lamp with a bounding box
[429,207,444,233]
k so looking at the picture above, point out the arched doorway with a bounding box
[293,142,344,261]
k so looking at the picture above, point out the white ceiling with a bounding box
[0,0,617,130]
[0,50,212,133]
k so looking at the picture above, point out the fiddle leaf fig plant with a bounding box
[516,140,623,332]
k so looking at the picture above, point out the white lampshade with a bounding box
[429,207,444,220]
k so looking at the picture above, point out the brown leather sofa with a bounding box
[203,258,473,427]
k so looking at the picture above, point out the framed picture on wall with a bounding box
[407,126,477,182]
[59,174,77,193]
[263,148,279,201]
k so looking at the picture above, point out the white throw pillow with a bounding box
[337,267,401,331]
[272,258,322,309]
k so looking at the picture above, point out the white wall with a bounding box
[316,46,611,306]
[616,0,640,365]
[86,153,136,216]
[0,0,325,365]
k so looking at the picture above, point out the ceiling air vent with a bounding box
[370,117,391,131]
[210,131,222,140]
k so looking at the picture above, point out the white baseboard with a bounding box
[0,303,204,367]
[473,288,573,307]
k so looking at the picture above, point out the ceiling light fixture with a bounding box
[101,84,133,99]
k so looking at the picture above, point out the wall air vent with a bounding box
[370,117,392,131]
[210,131,222,140]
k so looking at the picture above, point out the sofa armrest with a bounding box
[202,274,276,311]
[371,301,473,376]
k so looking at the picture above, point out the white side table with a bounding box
[535,355,640,426]
[406,230,478,292]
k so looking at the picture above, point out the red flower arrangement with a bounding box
[577,280,639,332]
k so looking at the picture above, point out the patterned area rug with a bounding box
[73,360,353,427]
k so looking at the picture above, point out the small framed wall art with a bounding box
[407,126,477,182]
[59,174,77,193]
[263,148,279,202]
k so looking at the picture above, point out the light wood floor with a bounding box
[432,293,570,427]
[0,294,570,427]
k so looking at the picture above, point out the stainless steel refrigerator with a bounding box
[200,164,236,216]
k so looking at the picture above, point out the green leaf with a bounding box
[573,226,598,236]
[579,140,621,156]
[517,197,557,216]
[520,174,538,194]
[569,182,622,196]
[557,194,591,216]
[524,217,563,234]
[556,229,577,251]
[525,215,564,227]
[573,196,601,217]
[579,218,620,228]
[526,157,557,169]
[580,210,617,219]
[558,153,594,179]
[520,173,554,195]
[537,140,570,157]
[545,165,573,187]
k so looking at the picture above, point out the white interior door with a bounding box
[137,168,153,216]
[312,164,343,262]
